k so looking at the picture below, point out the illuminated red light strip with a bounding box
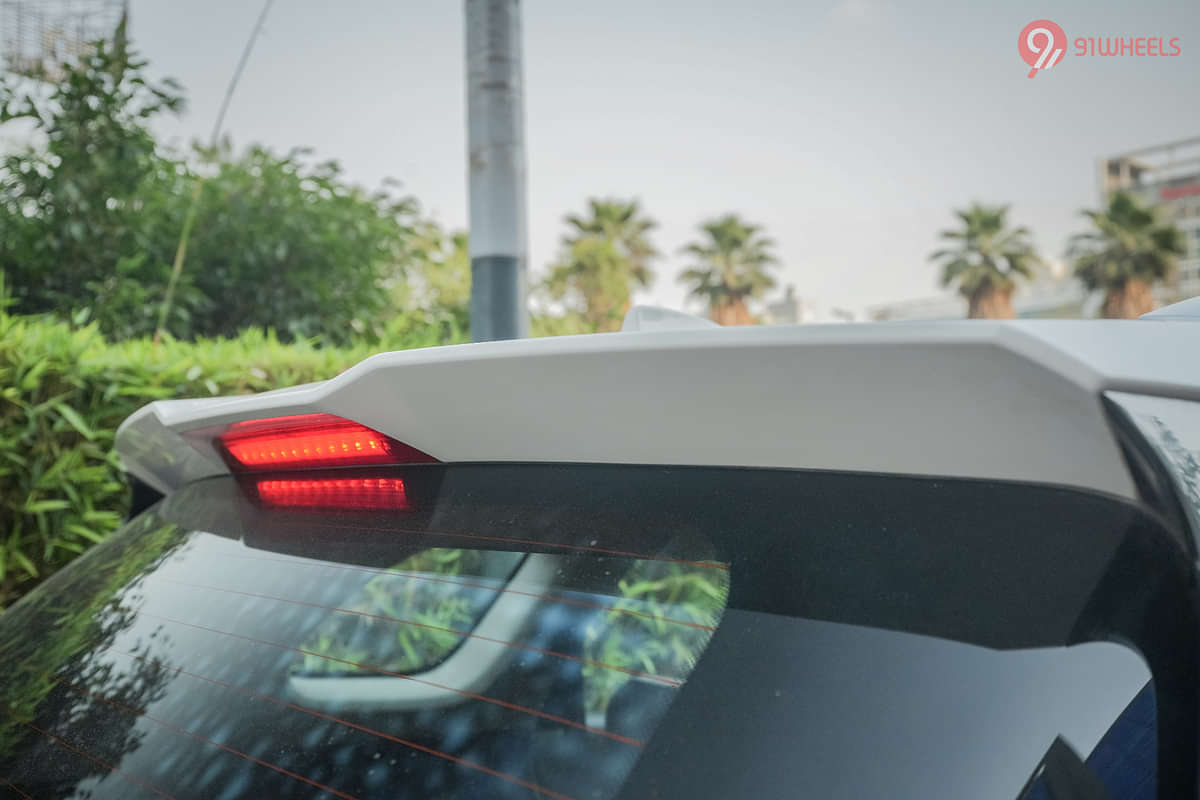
[254,478,410,510]
[105,648,577,800]
[164,578,684,688]
[44,674,361,800]
[216,414,435,471]
[227,430,392,467]
[138,611,644,747]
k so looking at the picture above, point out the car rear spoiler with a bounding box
[117,319,1200,502]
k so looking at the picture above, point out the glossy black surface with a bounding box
[0,465,1193,799]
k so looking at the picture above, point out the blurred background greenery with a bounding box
[0,36,472,345]
[0,29,1190,610]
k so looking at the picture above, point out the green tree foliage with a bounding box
[1069,190,1184,319]
[677,214,778,325]
[0,34,449,344]
[0,297,460,608]
[545,198,658,332]
[174,145,423,343]
[930,204,1040,319]
[530,311,595,337]
[0,32,185,335]
[384,222,470,333]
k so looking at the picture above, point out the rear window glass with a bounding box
[0,464,1184,799]
[289,548,527,677]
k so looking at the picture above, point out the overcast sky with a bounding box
[128,0,1200,316]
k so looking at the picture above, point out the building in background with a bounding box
[763,286,855,324]
[0,0,126,82]
[1101,136,1200,302]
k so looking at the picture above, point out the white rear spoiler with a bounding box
[118,319,1200,499]
[1142,296,1200,321]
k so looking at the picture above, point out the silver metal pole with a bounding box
[465,0,528,341]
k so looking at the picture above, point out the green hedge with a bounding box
[0,308,462,608]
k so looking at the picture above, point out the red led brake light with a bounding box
[254,478,410,510]
[217,413,435,471]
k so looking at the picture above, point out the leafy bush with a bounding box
[0,33,442,344]
[158,146,426,344]
[0,304,464,609]
[0,32,182,336]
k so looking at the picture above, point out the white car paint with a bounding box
[117,313,1199,499]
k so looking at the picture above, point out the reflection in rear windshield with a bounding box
[289,548,527,676]
[0,511,730,799]
[0,464,1176,799]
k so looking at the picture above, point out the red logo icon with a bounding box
[1019,20,1067,78]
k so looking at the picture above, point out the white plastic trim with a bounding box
[1142,296,1200,321]
[117,320,1200,500]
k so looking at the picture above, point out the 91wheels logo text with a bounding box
[1019,18,1183,79]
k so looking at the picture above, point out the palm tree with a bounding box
[1069,190,1184,319]
[677,215,778,325]
[930,204,1040,319]
[544,198,658,331]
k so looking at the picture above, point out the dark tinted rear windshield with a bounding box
[0,464,1190,799]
